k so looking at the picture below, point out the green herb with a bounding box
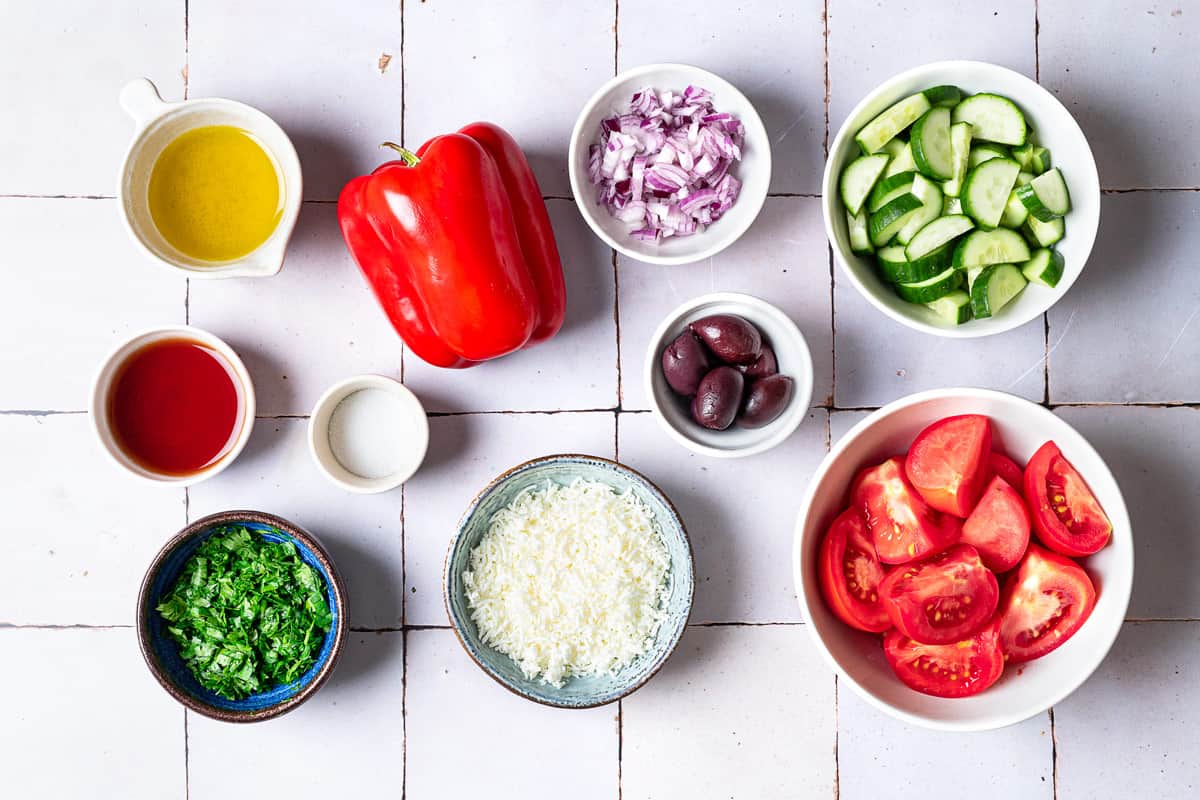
[156,525,334,700]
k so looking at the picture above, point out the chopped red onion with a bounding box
[588,85,744,243]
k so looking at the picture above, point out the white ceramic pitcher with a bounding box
[116,78,302,278]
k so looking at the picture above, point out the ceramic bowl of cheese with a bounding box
[444,454,695,708]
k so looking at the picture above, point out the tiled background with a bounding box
[2,1,1198,798]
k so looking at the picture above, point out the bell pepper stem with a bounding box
[381,142,421,166]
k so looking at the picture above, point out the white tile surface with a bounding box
[828,0,1036,133]
[830,408,871,444]
[0,1,185,196]
[1047,192,1200,403]
[404,0,614,197]
[401,200,618,413]
[617,410,829,623]
[1054,405,1200,619]
[839,691,1052,800]
[622,625,836,800]
[188,203,402,416]
[618,0,826,194]
[0,414,184,625]
[188,418,405,629]
[1055,621,1200,798]
[403,411,616,625]
[834,274,1046,406]
[618,197,834,410]
[0,198,185,411]
[188,0,403,201]
[188,631,404,799]
[1040,3,1200,188]
[405,628,617,800]
[0,628,184,799]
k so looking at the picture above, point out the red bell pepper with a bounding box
[338,122,566,369]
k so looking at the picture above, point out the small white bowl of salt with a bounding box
[308,374,429,493]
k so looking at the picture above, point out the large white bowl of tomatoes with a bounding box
[793,388,1132,731]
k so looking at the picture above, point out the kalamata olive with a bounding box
[738,344,778,379]
[739,374,794,429]
[689,314,762,365]
[690,366,745,430]
[661,331,712,396]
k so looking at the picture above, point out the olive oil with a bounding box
[147,125,283,263]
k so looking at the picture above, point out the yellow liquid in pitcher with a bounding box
[147,125,283,263]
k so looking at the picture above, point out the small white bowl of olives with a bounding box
[643,292,814,458]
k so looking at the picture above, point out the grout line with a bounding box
[612,249,624,409]
[1043,312,1051,404]
[184,277,190,325]
[1034,0,1040,84]
[183,708,190,800]
[401,627,409,800]
[0,409,86,416]
[1049,707,1059,799]
[617,698,624,800]
[426,407,621,418]
[184,486,190,525]
[399,0,406,147]
[614,411,621,462]
[613,0,620,76]
[1102,187,1200,193]
[183,0,190,100]
[400,481,407,628]
[0,193,115,200]
[833,674,840,800]
[823,0,836,410]
[687,620,805,628]
[768,191,822,198]
[0,623,134,630]
[822,0,830,159]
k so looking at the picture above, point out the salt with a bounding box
[327,388,414,479]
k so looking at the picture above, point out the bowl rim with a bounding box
[821,59,1101,339]
[442,452,695,708]
[567,61,771,266]
[643,292,815,458]
[136,509,348,723]
[89,325,257,487]
[791,387,1133,731]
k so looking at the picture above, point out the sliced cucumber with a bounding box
[1015,167,1071,221]
[923,85,963,108]
[895,266,964,303]
[880,138,907,160]
[965,265,984,292]
[878,240,954,283]
[911,107,955,181]
[905,214,975,261]
[952,93,1028,146]
[840,154,891,215]
[1000,189,1029,229]
[847,208,874,255]
[942,122,973,197]
[968,143,1011,167]
[856,93,933,154]
[868,171,916,212]
[925,290,972,325]
[884,141,918,176]
[961,157,1021,228]
[953,228,1032,269]
[1017,170,1035,186]
[1021,248,1064,288]
[868,193,923,246]
[943,196,963,215]
[1011,143,1035,171]
[1030,146,1052,174]
[1023,215,1065,247]
[970,263,1027,318]
[896,174,945,244]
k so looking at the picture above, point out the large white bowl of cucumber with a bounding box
[823,61,1100,337]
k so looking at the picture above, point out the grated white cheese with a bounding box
[463,478,671,687]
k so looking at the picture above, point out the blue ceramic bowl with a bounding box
[445,454,695,708]
[137,510,347,722]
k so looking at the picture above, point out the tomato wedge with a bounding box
[883,616,1004,698]
[905,414,993,517]
[817,507,891,632]
[989,451,1024,489]
[879,543,999,644]
[1023,441,1112,557]
[998,543,1097,663]
[961,475,1031,572]
[851,456,961,564]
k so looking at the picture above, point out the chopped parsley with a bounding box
[156,526,334,700]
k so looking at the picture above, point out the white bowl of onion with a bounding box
[568,63,771,266]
